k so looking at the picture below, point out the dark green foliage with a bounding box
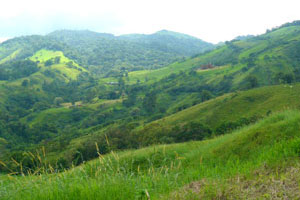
[8,121,28,138]
[200,90,213,102]
[100,91,120,100]
[45,59,54,66]
[0,30,213,75]
[54,56,61,64]
[47,30,214,74]
[119,29,214,56]
[0,60,39,80]
[274,72,295,84]
[143,91,157,113]
[21,79,29,87]
[7,89,41,110]
[32,102,51,112]
[123,92,137,107]
[118,77,125,90]
[216,75,233,93]
[216,115,262,135]
[42,69,56,78]
[245,75,259,89]
[172,122,212,142]
[73,142,99,165]
[53,97,63,106]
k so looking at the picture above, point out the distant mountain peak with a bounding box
[48,29,114,38]
[153,29,200,40]
[155,29,172,34]
[233,35,255,41]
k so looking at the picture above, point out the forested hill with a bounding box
[118,30,214,56]
[0,29,214,75]
[47,29,214,73]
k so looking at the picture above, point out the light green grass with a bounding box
[1,110,300,199]
[0,49,87,89]
[24,107,71,127]
[30,49,70,63]
[136,83,300,135]
[101,57,203,85]
[30,49,86,80]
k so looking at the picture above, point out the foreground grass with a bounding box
[1,110,300,199]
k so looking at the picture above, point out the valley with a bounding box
[1,20,300,199]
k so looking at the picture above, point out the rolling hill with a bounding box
[106,21,300,90]
[2,21,300,200]
[119,29,214,56]
[1,110,300,199]
[1,21,300,160]
[0,29,214,76]
[47,29,214,74]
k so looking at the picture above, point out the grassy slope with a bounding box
[99,58,201,85]
[1,110,300,199]
[0,49,85,90]
[3,24,300,199]
[5,25,300,166]
[29,49,86,80]
[21,98,122,128]
[44,83,300,163]
[135,83,300,135]
[29,25,300,146]
[0,49,87,121]
[0,49,86,102]
[99,25,300,88]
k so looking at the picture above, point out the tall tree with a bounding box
[143,91,157,113]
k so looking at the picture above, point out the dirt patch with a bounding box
[169,163,300,199]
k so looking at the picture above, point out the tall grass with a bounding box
[1,110,300,199]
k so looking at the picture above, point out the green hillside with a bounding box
[112,22,300,90]
[47,30,214,74]
[2,22,300,168]
[119,30,214,56]
[10,82,298,171]
[55,83,300,158]
[0,30,213,77]
[2,21,300,200]
[29,49,86,80]
[1,110,300,199]
[0,49,85,90]
[136,83,300,134]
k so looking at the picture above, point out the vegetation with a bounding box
[48,30,214,75]
[1,20,300,199]
[1,111,300,199]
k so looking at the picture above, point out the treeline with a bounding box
[48,30,214,75]
[0,60,39,80]
[67,113,262,168]
[0,113,263,173]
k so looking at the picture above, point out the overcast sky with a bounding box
[0,0,300,43]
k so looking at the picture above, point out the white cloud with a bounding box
[0,0,300,43]
[0,38,9,43]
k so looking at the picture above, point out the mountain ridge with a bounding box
[0,29,214,75]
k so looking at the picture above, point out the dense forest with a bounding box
[0,30,214,77]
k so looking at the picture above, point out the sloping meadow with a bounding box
[1,110,300,199]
